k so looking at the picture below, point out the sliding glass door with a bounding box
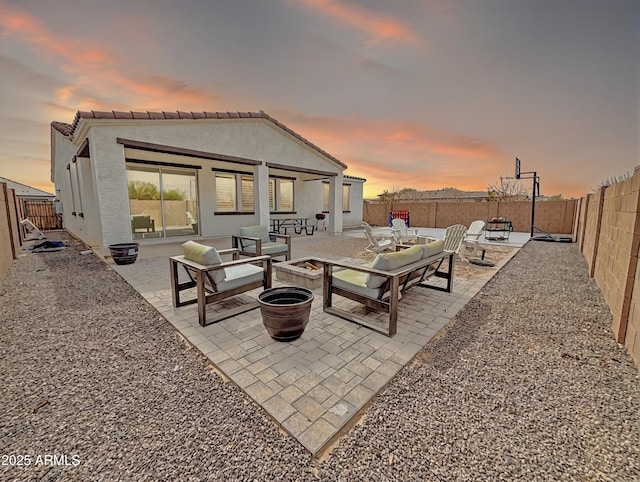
[126,164,198,239]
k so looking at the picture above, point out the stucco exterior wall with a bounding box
[343,180,364,228]
[54,117,358,252]
[52,130,91,246]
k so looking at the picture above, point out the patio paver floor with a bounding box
[112,230,521,454]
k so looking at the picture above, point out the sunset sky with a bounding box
[0,0,638,199]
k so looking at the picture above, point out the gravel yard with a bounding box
[1,232,638,481]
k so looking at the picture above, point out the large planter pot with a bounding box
[258,287,314,341]
[108,243,139,265]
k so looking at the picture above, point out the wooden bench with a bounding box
[322,242,453,337]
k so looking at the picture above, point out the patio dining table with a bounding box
[269,218,315,235]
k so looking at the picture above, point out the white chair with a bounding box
[20,218,46,240]
[362,222,395,253]
[461,220,485,259]
[443,224,468,258]
[391,218,418,244]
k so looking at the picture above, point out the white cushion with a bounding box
[333,269,381,299]
[241,242,288,256]
[182,241,225,284]
[366,245,423,289]
[239,225,272,246]
[217,264,264,292]
[421,240,444,259]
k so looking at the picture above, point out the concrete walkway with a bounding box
[112,229,524,454]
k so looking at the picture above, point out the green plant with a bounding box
[128,181,160,200]
[162,188,185,200]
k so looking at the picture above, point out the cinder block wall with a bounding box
[0,183,17,283]
[581,189,605,276]
[363,199,577,233]
[579,168,640,366]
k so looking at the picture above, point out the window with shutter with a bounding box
[241,176,254,212]
[215,173,236,212]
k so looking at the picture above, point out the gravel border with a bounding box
[1,232,638,481]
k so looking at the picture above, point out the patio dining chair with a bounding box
[362,222,395,253]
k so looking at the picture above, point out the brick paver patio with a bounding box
[112,229,522,454]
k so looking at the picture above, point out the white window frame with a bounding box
[269,177,295,212]
[215,171,255,213]
[323,181,351,212]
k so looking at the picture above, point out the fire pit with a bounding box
[274,258,325,290]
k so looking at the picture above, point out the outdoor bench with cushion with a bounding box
[232,225,292,261]
[170,241,272,326]
[322,240,453,337]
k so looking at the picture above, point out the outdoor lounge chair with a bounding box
[362,222,395,253]
[170,241,272,326]
[322,240,453,336]
[131,214,155,233]
[232,225,292,261]
[443,224,468,258]
[20,218,46,240]
[391,218,418,244]
[461,220,485,259]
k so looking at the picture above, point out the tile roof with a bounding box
[344,174,367,182]
[50,110,347,168]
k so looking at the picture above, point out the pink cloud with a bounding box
[271,111,506,196]
[0,2,218,112]
[294,0,419,45]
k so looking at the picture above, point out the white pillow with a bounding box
[366,245,423,289]
[182,241,226,284]
[421,239,444,258]
[182,241,222,265]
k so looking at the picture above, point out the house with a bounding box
[0,177,61,231]
[50,110,365,254]
[0,177,55,201]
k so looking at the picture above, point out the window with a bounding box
[269,178,294,212]
[127,164,199,239]
[343,184,351,211]
[215,172,254,213]
[323,182,350,212]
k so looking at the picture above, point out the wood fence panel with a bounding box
[22,200,62,230]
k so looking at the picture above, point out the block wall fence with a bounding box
[363,199,577,234]
[2,173,638,365]
[364,177,640,367]
[575,166,640,367]
[0,183,20,283]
